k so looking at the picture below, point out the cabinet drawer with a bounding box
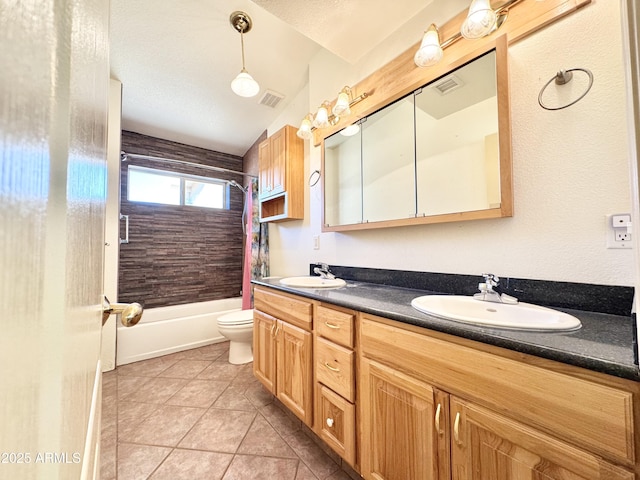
[316,337,355,402]
[360,316,636,466]
[316,305,354,348]
[254,287,312,331]
[317,385,356,466]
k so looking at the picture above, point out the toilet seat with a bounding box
[217,309,253,326]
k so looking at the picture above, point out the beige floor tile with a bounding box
[197,360,246,381]
[99,440,117,480]
[222,454,299,480]
[238,415,297,458]
[117,443,172,480]
[117,355,179,377]
[259,403,303,437]
[295,462,321,480]
[101,349,356,480]
[243,382,274,408]
[231,364,259,385]
[179,408,256,452]
[117,401,159,441]
[121,376,188,404]
[157,359,213,379]
[213,384,259,411]
[196,342,230,360]
[117,375,151,399]
[165,379,229,408]
[149,448,233,480]
[122,405,206,447]
[284,430,341,480]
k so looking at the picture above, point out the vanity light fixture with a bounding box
[313,102,331,129]
[296,87,370,140]
[414,24,444,67]
[296,113,314,140]
[230,11,260,98]
[332,86,352,116]
[340,123,360,137]
[461,0,526,40]
[414,0,524,68]
[461,0,497,39]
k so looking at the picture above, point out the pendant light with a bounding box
[230,11,260,98]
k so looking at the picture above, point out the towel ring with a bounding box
[309,169,321,187]
[538,68,593,111]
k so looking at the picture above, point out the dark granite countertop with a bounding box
[252,277,639,382]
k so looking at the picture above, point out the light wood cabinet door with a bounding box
[258,139,271,199]
[253,310,276,394]
[450,397,634,480]
[360,358,447,480]
[276,320,313,426]
[317,384,356,466]
[269,126,286,197]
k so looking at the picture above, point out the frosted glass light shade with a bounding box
[231,69,260,97]
[332,88,351,116]
[414,24,443,67]
[340,124,360,137]
[296,114,313,140]
[313,103,330,128]
[461,0,497,39]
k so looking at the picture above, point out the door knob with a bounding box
[102,296,143,327]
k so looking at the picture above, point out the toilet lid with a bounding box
[218,309,254,326]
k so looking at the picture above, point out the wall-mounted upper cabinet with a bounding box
[259,125,304,222]
[322,41,512,232]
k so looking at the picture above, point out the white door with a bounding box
[102,79,124,372]
[0,0,110,478]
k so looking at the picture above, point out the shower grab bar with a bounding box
[120,214,129,244]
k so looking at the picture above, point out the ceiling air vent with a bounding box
[259,90,285,108]
[433,74,464,96]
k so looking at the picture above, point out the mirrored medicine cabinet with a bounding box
[322,40,513,232]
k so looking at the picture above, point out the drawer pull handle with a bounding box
[326,417,334,427]
[324,321,341,329]
[454,412,461,445]
[435,403,442,435]
[324,362,340,372]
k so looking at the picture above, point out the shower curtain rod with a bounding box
[121,152,258,179]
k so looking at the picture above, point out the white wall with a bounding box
[268,0,635,287]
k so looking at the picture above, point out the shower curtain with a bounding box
[242,178,269,309]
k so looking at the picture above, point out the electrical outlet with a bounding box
[313,235,320,250]
[606,213,633,249]
[616,231,631,242]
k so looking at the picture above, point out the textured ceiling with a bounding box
[250,0,436,64]
[110,0,451,157]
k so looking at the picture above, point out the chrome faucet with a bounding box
[313,262,335,280]
[473,273,518,304]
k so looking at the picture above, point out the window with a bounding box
[127,165,228,209]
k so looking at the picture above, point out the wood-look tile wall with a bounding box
[119,131,246,308]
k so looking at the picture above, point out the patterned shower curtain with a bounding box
[242,178,269,309]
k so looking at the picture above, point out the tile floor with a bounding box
[101,341,359,480]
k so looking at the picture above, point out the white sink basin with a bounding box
[411,295,581,331]
[279,276,346,288]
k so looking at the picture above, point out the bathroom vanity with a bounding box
[252,276,639,480]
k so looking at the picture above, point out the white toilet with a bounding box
[216,309,254,364]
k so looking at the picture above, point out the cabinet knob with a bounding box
[326,417,334,428]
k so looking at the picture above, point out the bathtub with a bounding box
[116,297,242,366]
